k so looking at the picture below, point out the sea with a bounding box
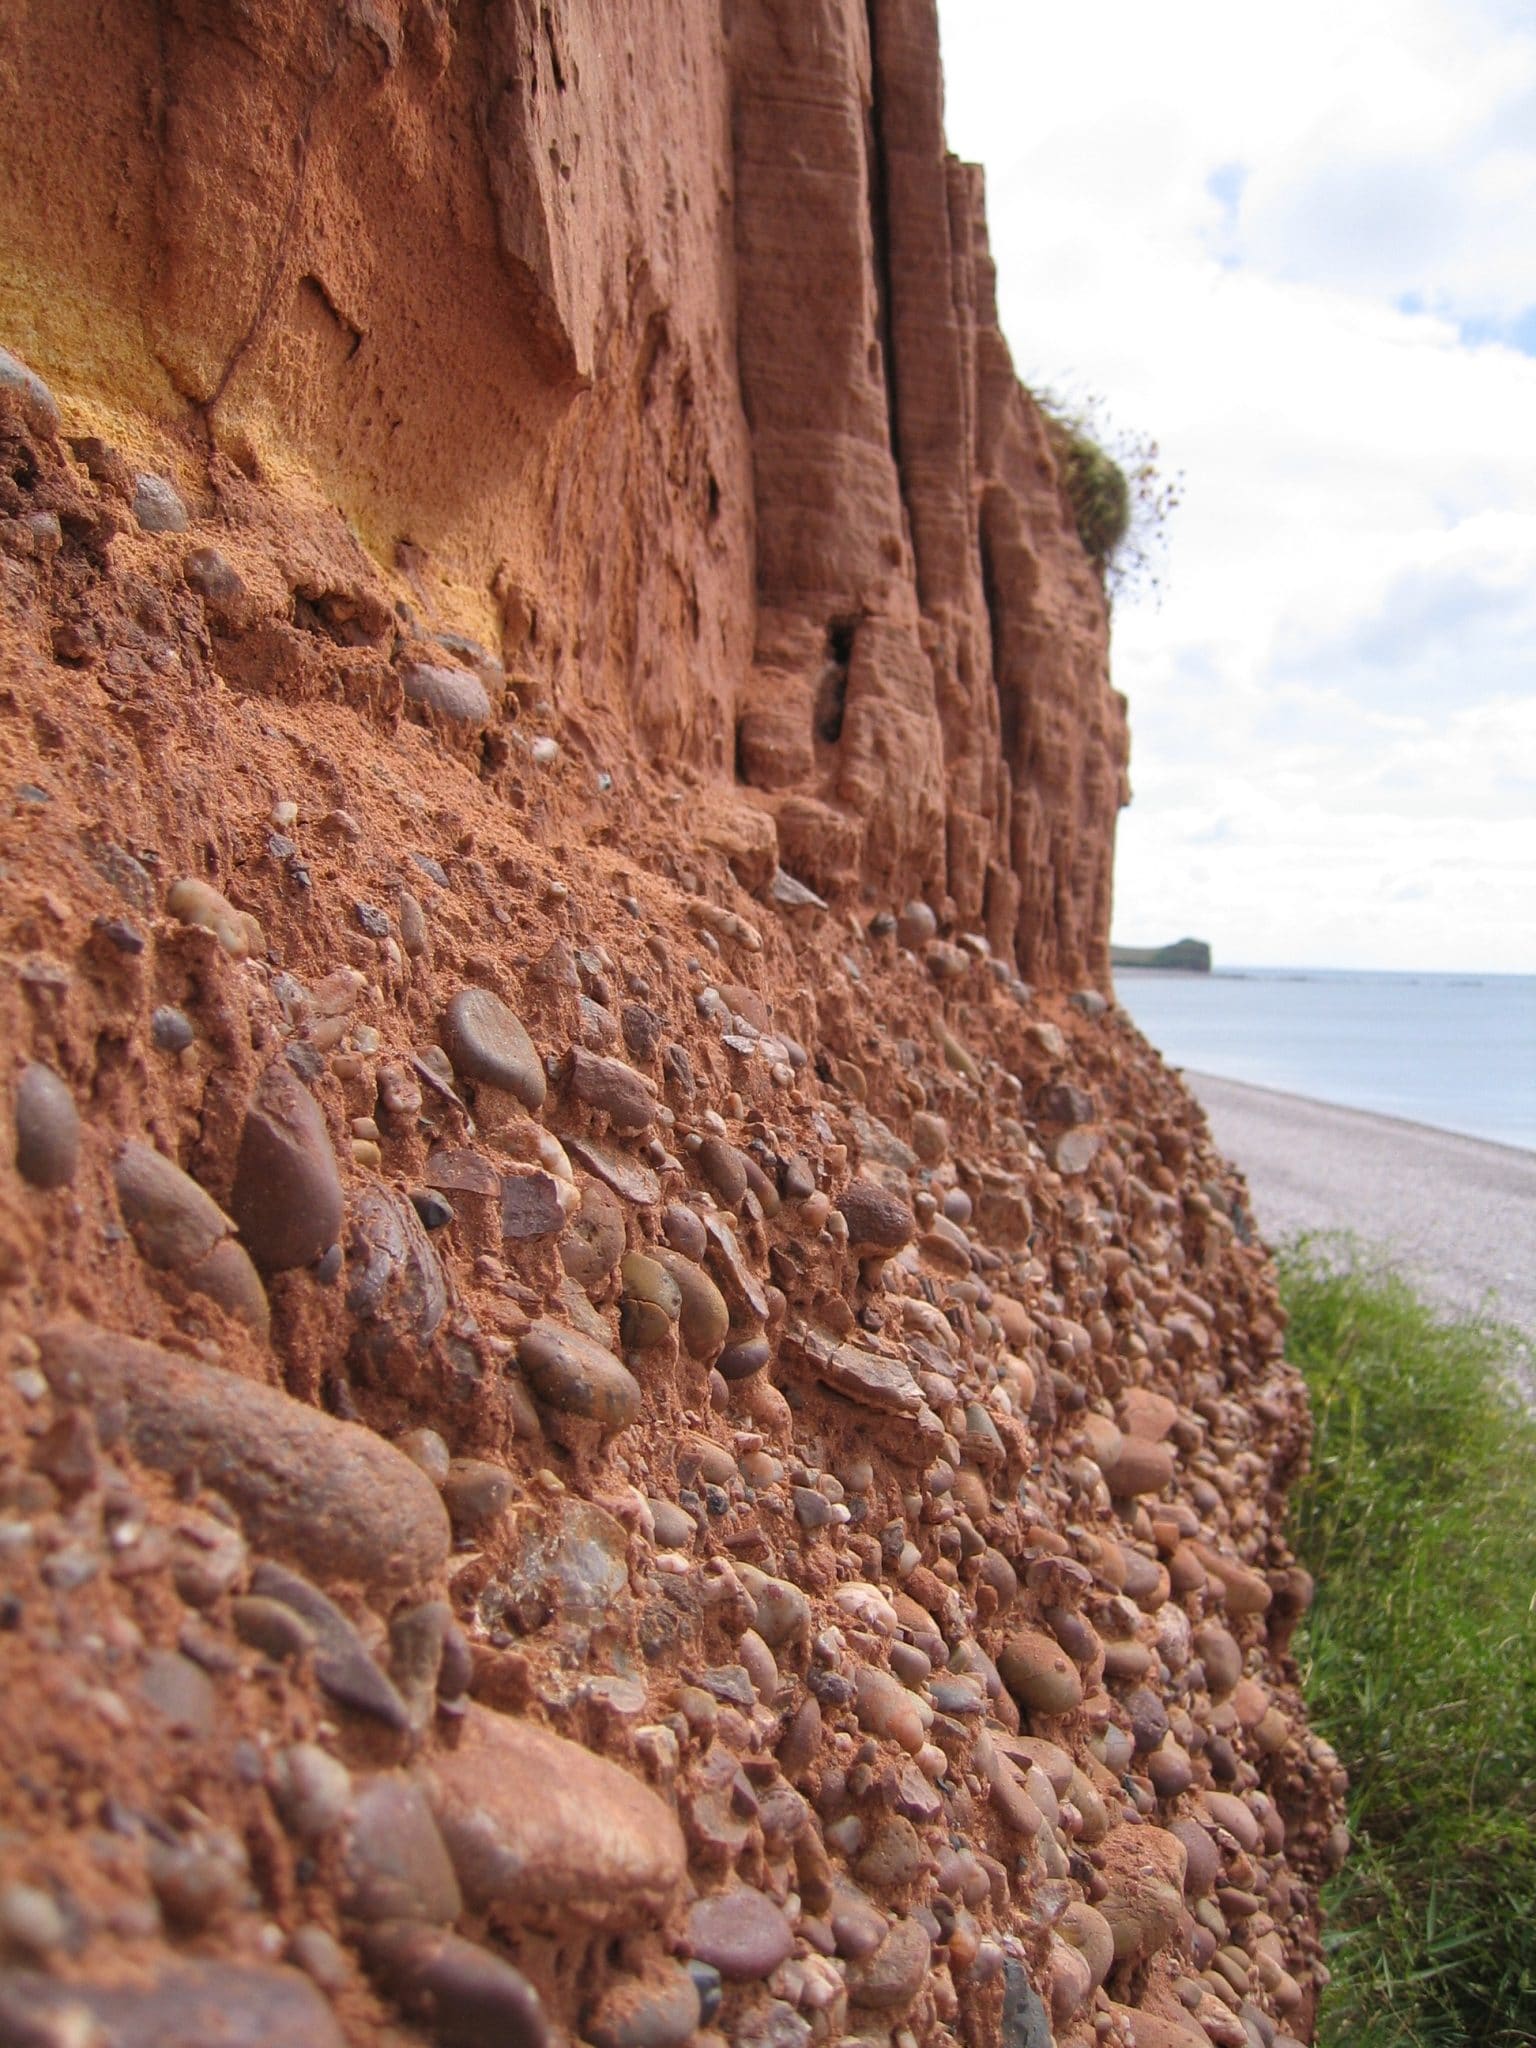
[1113,967,1536,1154]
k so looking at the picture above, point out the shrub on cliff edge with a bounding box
[1284,1238,1536,2047]
[1032,390,1181,601]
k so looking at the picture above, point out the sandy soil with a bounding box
[1187,1072,1536,1340]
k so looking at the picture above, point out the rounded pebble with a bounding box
[441,988,546,1109]
[518,1319,642,1433]
[14,1064,79,1189]
[685,1889,795,1980]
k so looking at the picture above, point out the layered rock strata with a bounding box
[0,6,1334,2048]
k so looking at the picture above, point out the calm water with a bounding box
[1114,967,1536,1153]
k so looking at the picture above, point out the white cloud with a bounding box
[936,0,1536,970]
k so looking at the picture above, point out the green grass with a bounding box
[1282,1237,1536,2046]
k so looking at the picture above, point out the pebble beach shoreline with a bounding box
[1186,1072,1536,1340]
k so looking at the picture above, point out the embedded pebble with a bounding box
[698,1133,750,1206]
[167,875,264,958]
[503,1495,630,1626]
[650,1498,696,1549]
[389,1600,457,1724]
[229,1063,344,1273]
[660,1201,707,1261]
[428,1705,686,1926]
[518,1319,642,1433]
[14,1062,80,1188]
[151,1004,195,1052]
[846,1916,931,2010]
[837,1178,915,1253]
[346,1184,448,1362]
[564,1134,661,1205]
[0,1961,346,2048]
[896,899,937,947]
[231,1597,315,1662]
[502,1170,567,1241]
[443,1458,515,1535]
[250,1561,411,1728]
[685,1888,795,1980]
[855,1665,927,1753]
[649,1247,729,1358]
[39,1322,450,1591]
[0,345,61,437]
[133,472,190,532]
[559,1177,627,1288]
[829,1880,888,1960]
[399,887,429,956]
[586,1966,702,2048]
[854,1813,931,1887]
[566,1047,656,1131]
[344,1773,463,1924]
[113,1140,229,1268]
[360,1922,549,2048]
[998,1629,1085,1716]
[139,1648,217,1737]
[441,987,546,1108]
[270,1742,355,1843]
[402,660,493,730]
[716,1330,771,1380]
[0,1882,68,1959]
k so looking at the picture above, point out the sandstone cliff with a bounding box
[0,7,1336,2048]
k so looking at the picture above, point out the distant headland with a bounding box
[1111,937,1213,972]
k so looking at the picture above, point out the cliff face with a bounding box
[0,9,1338,2048]
[0,0,1125,986]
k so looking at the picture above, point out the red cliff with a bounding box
[0,9,1333,2048]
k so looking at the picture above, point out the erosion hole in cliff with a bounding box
[815,616,858,745]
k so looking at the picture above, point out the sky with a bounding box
[936,0,1536,973]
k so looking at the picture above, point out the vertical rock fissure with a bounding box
[862,0,908,528]
[979,500,1019,764]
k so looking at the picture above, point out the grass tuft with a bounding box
[1282,1236,1536,2046]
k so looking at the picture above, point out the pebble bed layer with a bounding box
[0,362,1343,2048]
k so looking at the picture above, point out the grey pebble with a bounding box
[151,1005,195,1053]
[133,472,190,533]
[250,1560,410,1730]
[410,1187,454,1231]
[270,1742,354,1843]
[402,661,492,731]
[441,987,545,1109]
[138,1648,217,1738]
[14,1063,79,1188]
[233,1594,316,1662]
[0,346,60,438]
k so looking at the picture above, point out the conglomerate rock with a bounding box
[0,8,1337,2047]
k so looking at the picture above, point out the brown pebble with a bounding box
[518,1319,642,1433]
[39,1322,450,1593]
[229,1064,344,1273]
[837,1179,915,1254]
[566,1047,655,1132]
